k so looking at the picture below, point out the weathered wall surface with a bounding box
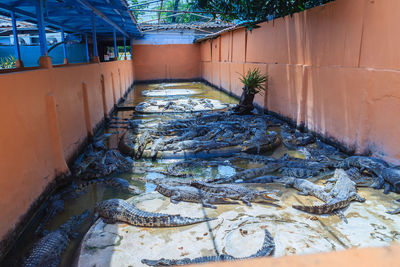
[133,44,201,81]
[0,60,134,254]
[199,0,400,163]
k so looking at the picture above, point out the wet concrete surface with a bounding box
[78,183,400,267]
[3,82,400,267]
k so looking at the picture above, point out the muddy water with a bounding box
[0,82,238,267]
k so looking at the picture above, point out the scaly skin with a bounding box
[189,181,277,206]
[291,169,365,216]
[209,162,283,184]
[24,211,89,267]
[75,177,143,195]
[280,167,324,179]
[293,197,356,214]
[141,229,275,266]
[95,199,215,227]
[155,184,239,209]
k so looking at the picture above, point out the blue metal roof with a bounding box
[0,0,142,38]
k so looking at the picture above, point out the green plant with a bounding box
[239,68,268,95]
[190,0,335,31]
[0,55,16,69]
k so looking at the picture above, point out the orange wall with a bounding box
[199,0,400,164]
[0,60,133,255]
[133,44,201,81]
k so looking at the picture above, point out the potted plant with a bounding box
[233,68,268,114]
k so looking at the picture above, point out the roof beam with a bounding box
[130,9,217,14]
[119,0,142,34]
[129,0,162,8]
[73,0,130,37]
[0,2,80,32]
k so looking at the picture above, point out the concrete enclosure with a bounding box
[2,0,400,261]
[199,0,400,164]
[133,44,201,81]
[0,60,133,254]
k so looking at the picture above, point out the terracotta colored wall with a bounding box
[133,44,201,81]
[199,0,400,164]
[0,60,133,251]
[203,244,400,267]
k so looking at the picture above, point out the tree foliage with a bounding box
[191,0,335,30]
[162,0,205,23]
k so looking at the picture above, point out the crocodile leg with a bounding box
[355,194,366,203]
[383,182,392,194]
[241,197,252,207]
[333,210,348,224]
[170,194,182,204]
[201,199,217,209]
[373,177,385,189]
[101,217,117,224]
[387,208,400,215]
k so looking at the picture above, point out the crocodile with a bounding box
[95,198,215,227]
[387,208,400,215]
[165,158,241,177]
[35,178,141,237]
[73,146,133,179]
[135,130,151,159]
[34,198,65,237]
[242,131,281,154]
[227,153,276,165]
[74,177,143,195]
[189,181,278,206]
[280,125,315,149]
[155,183,239,209]
[238,175,280,184]
[279,167,327,179]
[292,169,365,217]
[338,156,388,174]
[209,161,283,184]
[345,167,378,187]
[151,136,165,160]
[23,211,89,267]
[373,167,400,194]
[338,156,400,193]
[141,228,275,266]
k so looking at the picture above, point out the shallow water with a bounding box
[0,82,238,267]
[3,82,400,267]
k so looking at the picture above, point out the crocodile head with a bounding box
[252,193,279,205]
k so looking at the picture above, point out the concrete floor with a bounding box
[77,183,400,267]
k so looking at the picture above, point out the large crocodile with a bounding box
[338,156,400,193]
[74,177,143,195]
[35,178,141,237]
[280,124,315,149]
[95,198,215,227]
[209,162,283,184]
[24,211,89,267]
[279,167,327,179]
[292,169,365,217]
[155,183,239,209]
[141,228,275,266]
[189,181,278,206]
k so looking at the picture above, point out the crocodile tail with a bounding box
[292,204,331,214]
[249,229,275,258]
[292,199,350,214]
[141,258,191,266]
[167,215,216,227]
